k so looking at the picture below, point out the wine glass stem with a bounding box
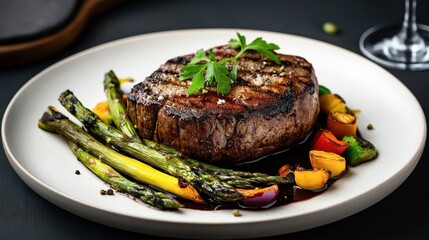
[359,0,429,70]
[388,0,426,61]
[401,0,418,43]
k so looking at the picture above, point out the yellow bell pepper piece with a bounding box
[309,150,347,178]
[294,168,330,191]
[319,93,347,114]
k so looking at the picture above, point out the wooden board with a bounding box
[0,0,122,68]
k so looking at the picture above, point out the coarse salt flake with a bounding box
[217,99,226,105]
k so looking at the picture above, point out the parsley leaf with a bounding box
[246,37,281,64]
[180,32,281,95]
[212,61,231,95]
[189,49,209,64]
[180,64,206,80]
[187,68,205,94]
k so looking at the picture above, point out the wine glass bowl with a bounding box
[359,0,429,71]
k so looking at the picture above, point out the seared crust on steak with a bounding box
[127,45,319,164]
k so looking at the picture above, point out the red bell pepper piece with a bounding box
[311,129,349,155]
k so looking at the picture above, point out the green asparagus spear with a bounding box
[38,106,204,204]
[66,140,182,210]
[103,70,141,142]
[58,90,243,203]
[156,145,292,187]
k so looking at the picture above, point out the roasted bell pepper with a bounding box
[309,150,347,179]
[319,85,331,96]
[311,129,349,155]
[327,112,357,139]
[342,135,377,166]
[277,164,293,177]
[294,168,330,192]
[319,93,347,114]
[92,101,113,125]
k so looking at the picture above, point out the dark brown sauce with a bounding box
[179,114,340,211]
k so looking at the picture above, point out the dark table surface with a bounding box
[1,0,429,239]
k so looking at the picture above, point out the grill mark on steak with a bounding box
[127,44,319,164]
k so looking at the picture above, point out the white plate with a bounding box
[2,29,426,239]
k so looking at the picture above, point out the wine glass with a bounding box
[359,0,429,71]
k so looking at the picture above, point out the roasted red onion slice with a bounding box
[238,188,278,209]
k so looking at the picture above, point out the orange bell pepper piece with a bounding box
[326,112,357,139]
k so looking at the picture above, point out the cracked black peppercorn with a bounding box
[106,189,114,195]
[75,170,80,175]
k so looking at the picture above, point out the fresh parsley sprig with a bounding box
[179,32,281,95]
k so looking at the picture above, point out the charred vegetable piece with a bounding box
[342,135,377,166]
[104,70,141,142]
[67,140,182,210]
[294,168,330,192]
[277,164,293,177]
[319,93,347,114]
[237,185,279,208]
[312,129,349,155]
[92,101,113,125]
[309,150,347,179]
[327,112,357,139]
[319,85,331,96]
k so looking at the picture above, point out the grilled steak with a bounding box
[127,45,319,164]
